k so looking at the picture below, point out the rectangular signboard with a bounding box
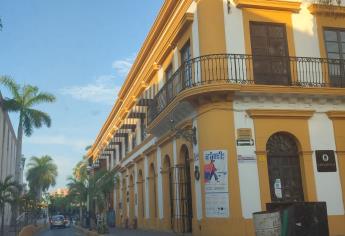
[204,150,228,193]
[316,150,337,172]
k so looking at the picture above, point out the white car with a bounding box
[50,215,66,229]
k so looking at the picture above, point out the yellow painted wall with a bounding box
[197,0,227,55]
[196,100,245,236]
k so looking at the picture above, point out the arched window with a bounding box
[266,132,304,202]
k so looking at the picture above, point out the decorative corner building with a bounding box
[87,0,345,235]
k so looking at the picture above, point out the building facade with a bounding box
[88,1,345,235]
[0,92,20,226]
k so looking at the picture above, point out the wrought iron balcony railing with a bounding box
[147,54,345,123]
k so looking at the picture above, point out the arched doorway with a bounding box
[149,163,157,225]
[121,178,128,227]
[266,132,304,202]
[137,169,144,227]
[162,155,173,230]
[173,145,193,233]
[129,174,135,227]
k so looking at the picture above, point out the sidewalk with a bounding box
[105,227,182,236]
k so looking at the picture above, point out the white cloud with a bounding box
[60,75,121,104]
[112,56,135,77]
[61,55,135,104]
[24,135,92,151]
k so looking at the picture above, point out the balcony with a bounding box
[147,54,345,124]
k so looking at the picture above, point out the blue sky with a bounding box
[0,0,163,190]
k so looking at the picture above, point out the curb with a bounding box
[18,224,48,236]
[73,225,100,236]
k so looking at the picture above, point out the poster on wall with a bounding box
[205,193,229,218]
[204,150,228,193]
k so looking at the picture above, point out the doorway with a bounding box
[266,132,304,202]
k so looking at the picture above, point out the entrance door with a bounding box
[250,22,291,85]
[171,146,193,233]
[266,133,304,202]
[324,28,345,87]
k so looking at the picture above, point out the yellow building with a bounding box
[88,1,345,235]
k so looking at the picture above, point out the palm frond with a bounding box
[22,113,33,136]
[0,76,20,99]
[25,92,56,107]
[1,98,21,112]
[22,85,39,103]
[27,108,52,128]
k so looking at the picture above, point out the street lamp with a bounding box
[86,165,93,229]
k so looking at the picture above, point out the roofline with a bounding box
[88,0,184,157]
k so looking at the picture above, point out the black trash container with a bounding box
[266,202,329,236]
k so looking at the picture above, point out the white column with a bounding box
[233,109,261,219]
[144,156,150,218]
[172,138,180,217]
[156,147,163,219]
[134,164,138,217]
[192,120,203,220]
[309,113,344,215]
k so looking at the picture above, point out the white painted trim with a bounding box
[156,147,164,219]
[192,119,203,220]
[308,113,345,215]
[144,156,150,219]
[232,109,262,219]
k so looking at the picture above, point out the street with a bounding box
[36,227,83,236]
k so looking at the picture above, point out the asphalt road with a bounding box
[36,227,84,236]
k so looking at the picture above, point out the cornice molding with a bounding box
[247,109,315,119]
[234,0,301,13]
[88,0,193,158]
[327,111,345,120]
[308,4,345,16]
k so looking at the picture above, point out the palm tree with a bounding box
[0,76,56,182]
[89,170,116,217]
[67,177,88,223]
[0,176,20,235]
[26,155,58,199]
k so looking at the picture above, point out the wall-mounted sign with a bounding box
[236,139,254,146]
[237,155,256,163]
[205,193,229,218]
[316,150,337,172]
[204,150,229,218]
[237,128,252,139]
[204,150,228,193]
[236,129,254,146]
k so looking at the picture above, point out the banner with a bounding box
[204,150,229,218]
[204,150,228,193]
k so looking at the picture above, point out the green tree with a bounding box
[0,176,20,235]
[0,76,56,181]
[67,176,88,222]
[89,170,116,217]
[26,155,58,199]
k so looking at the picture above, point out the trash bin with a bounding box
[253,210,281,236]
[267,202,329,236]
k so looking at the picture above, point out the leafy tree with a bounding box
[0,176,20,235]
[67,176,87,222]
[0,76,56,181]
[89,170,116,217]
[26,155,58,199]
[73,160,88,182]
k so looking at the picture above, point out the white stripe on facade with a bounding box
[233,109,262,219]
[192,119,203,220]
[144,155,150,218]
[308,113,345,215]
[156,147,164,219]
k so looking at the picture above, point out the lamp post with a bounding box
[86,165,92,229]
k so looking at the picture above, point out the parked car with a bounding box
[50,215,66,229]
